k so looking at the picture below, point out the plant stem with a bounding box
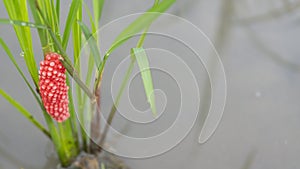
[0,89,51,138]
[35,1,95,101]
[33,1,82,167]
[93,0,175,92]
[98,0,160,149]
[98,58,135,147]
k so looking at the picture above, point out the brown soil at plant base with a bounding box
[64,152,130,169]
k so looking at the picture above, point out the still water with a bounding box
[0,0,299,168]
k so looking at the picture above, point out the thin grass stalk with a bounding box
[94,0,176,93]
[28,1,82,166]
[28,0,49,49]
[40,2,80,157]
[72,3,90,151]
[98,58,135,147]
[2,2,63,150]
[0,89,51,138]
[34,1,95,100]
[0,16,67,164]
[1,33,64,163]
[78,1,105,151]
[98,0,161,146]
[3,0,39,87]
[91,0,104,141]
[55,0,60,24]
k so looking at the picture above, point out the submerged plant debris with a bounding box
[60,152,130,169]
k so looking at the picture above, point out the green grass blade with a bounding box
[0,89,51,138]
[95,0,175,90]
[81,2,96,87]
[72,7,82,64]
[0,34,61,149]
[62,0,81,49]
[93,0,105,27]
[82,1,96,32]
[1,36,65,159]
[71,1,82,139]
[99,58,135,146]
[110,0,176,53]
[78,21,101,67]
[0,19,48,29]
[33,3,95,100]
[0,28,61,151]
[0,38,41,103]
[44,0,55,32]
[131,48,157,116]
[56,0,60,24]
[72,4,91,150]
[78,4,100,148]
[49,0,61,42]
[27,0,48,48]
[3,0,39,87]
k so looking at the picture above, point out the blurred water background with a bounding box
[0,0,300,168]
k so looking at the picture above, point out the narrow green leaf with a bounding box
[71,2,82,137]
[82,1,96,32]
[78,21,101,67]
[44,0,55,33]
[93,0,105,26]
[62,0,82,49]
[27,0,48,48]
[3,0,39,87]
[0,89,51,138]
[49,0,60,40]
[131,48,157,116]
[30,3,95,100]
[34,2,93,100]
[110,0,176,53]
[95,0,175,90]
[0,38,59,145]
[0,18,48,29]
[72,7,82,64]
[56,0,61,24]
[99,58,135,146]
[0,38,40,103]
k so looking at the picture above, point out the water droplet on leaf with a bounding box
[20,51,24,57]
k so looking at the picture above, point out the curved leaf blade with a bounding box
[78,21,101,67]
[0,89,50,138]
[131,48,157,117]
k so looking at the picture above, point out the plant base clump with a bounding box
[58,152,130,169]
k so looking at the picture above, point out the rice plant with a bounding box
[0,0,175,167]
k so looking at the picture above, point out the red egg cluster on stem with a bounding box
[39,52,70,122]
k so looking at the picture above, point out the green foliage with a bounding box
[109,0,175,54]
[3,0,39,87]
[62,0,82,49]
[131,48,157,116]
[0,0,175,167]
[93,0,105,30]
[78,22,101,66]
[0,37,40,102]
[95,0,176,90]
[0,88,50,138]
[0,38,61,149]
